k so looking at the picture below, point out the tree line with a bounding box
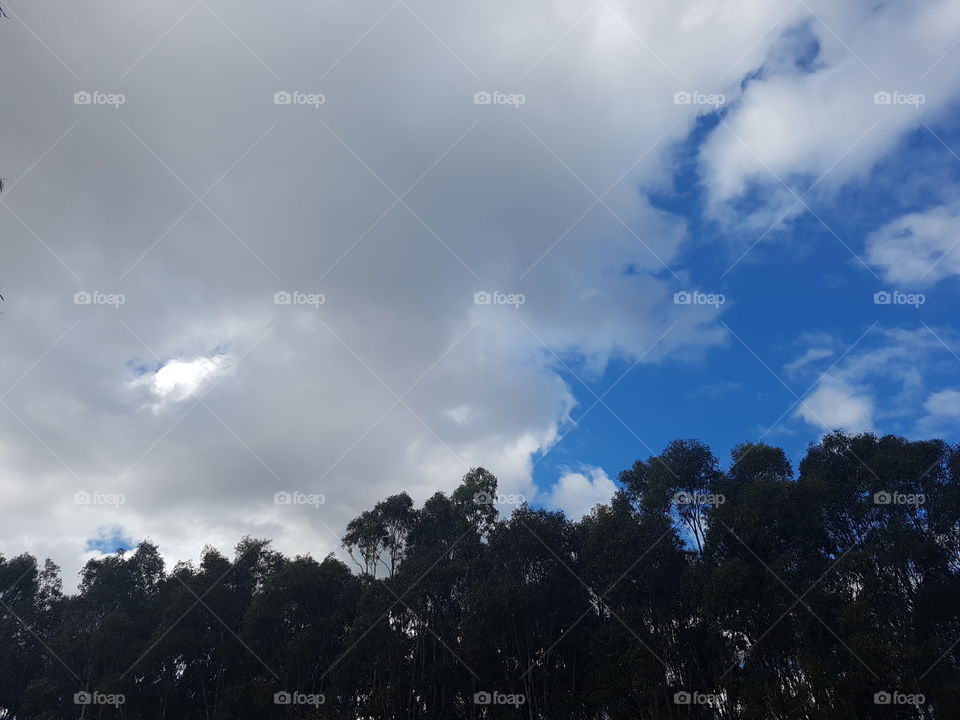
[1,431,958,718]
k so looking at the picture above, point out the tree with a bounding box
[3,433,958,718]
[621,439,722,554]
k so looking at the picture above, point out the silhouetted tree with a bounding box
[2,433,958,719]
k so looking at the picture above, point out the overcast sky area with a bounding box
[1,0,959,588]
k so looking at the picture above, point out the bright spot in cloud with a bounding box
[132,355,232,407]
[446,405,475,426]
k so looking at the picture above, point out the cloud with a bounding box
[546,467,618,520]
[916,388,960,437]
[0,0,759,585]
[699,0,960,226]
[795,382,874,433]
[790,328,958,436]
[131,354,232,408]
[924,389,960,417]
[0,0,957,587]
[865,202,960,285]
[784,347,834,377]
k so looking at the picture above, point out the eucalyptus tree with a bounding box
[3,433,958,718]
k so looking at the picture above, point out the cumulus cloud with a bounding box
[796,382,874,433]
[915,388,960,436]
[924,389,960,417]
[865,202,960,285]
[546,467,618,520]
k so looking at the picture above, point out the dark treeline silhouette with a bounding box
[1,431,958,719]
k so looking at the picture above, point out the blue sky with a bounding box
[85,527,136,555]
[532,116,960,490]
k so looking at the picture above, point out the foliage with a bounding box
[1,436,958,718]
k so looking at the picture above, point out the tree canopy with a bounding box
[1,431,958,718]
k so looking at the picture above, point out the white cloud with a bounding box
[790,328,959,436]
[445,405,474,426]
[916,388,960,437]
[924,389,960,417]
[865,202,960,285]
[699,0,960,226]
[546,467,618,520]
[784,347,834,376]
[795,382,874,433]
[132,355,232,407]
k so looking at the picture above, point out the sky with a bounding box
[0,0,958,588]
